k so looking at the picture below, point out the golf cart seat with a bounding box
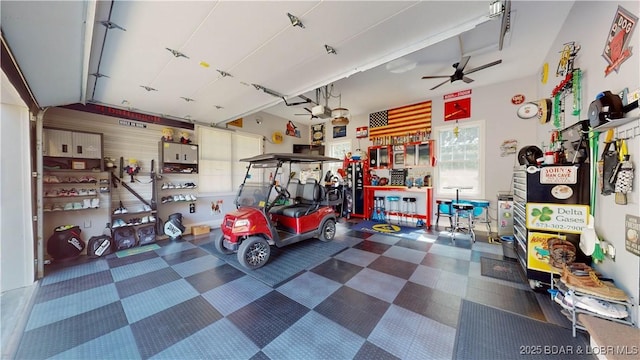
[270,179,302,215]
[278,179,323,218]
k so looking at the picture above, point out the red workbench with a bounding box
[363,185,433,229]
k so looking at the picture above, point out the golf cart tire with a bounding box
[214,232,233,255]
[238,236,271,269]
[319,219,336,242]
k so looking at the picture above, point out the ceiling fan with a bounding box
[421,56,502,90]
[294,107,318,121]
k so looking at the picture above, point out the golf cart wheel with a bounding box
[319,219,336,242]
[214,232,233,255]
[238,236,271,269]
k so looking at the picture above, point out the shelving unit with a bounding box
[550,275,635,337]
[43,172,109,212]
[159,141,198,174]
[154,174,198,234]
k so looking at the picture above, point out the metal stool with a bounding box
[401,197,417,225]
[436,199,453,229]
[386,196,401,223]
[372,196,386,222]
[451,202,475,242]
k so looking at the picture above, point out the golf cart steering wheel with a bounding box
[274,184,291,200]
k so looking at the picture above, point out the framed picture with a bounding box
[71,160,86,170]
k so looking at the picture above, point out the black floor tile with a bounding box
[354,340,400,360]
[315,286,390,338]
[421,252,470,276]
[227,291,309,348]
[161,247,210,265]
[15,301,128,359]
[394,238,433,252]
[345,229,375,239]
[310,258,364,284]
[394,281,461,328]
[107,250,159,268]
[368,256,418,280]
[115,267,182,298]
[353,239,392,254]
[130,296,223,359]
[185,264,245,293]
[35,270,113,303]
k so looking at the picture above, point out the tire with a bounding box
[237,236,271,269]
[319,219,336,242]
[214,232,233,255]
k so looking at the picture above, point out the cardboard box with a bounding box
[191,225,210,236]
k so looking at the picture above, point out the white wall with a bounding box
[1,103,35,292]
[537,1,640,324]
[319,73,540,231]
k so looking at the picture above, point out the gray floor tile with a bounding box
[263,311,365,360]
[170,253,225,278]
[130,296,223,359]
[109,257,169,282]
[41,259,110,285]
[115,267,182,299]
[36,270,113,303]
[382,245,427,264]
[51,325,141,360]
[276,271,342,309]
[333,247,380,267]
[121,279,199,323]
[26,283,120,331]
[185,263,245,293]
[346,268,406,303]
[151,318,259,359]
[201,275,272,316]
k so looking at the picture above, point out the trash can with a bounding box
[500,235,517,259]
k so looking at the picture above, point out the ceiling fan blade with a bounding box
[464,59,502,75]
[421,75,451,79]
[456,56,471,71]
[462,76,474,83]
[430,79,451,90]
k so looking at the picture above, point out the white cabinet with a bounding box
[44,128,102,159]
[159,141,198,173]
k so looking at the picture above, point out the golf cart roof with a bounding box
[239,153,341,164]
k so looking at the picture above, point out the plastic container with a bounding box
[500,235,517,259]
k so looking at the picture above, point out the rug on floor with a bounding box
[453,300,593,360]
[115,243,160,258]
[480,256,527,283]
[200,239,349,287]
[349,220,436,242]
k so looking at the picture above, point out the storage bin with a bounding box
[500,235,517,259]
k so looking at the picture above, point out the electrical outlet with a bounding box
[189,203,195,213]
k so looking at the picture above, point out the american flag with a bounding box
[369,100,431,139]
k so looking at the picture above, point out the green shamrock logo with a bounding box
[531,206,553,222]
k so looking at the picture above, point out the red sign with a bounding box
[63,103,194,130]
[443,89,472,100]
[444,97,471,121]
[511,94,526,105]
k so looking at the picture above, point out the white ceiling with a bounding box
[1,1,575,127]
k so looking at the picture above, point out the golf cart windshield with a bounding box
[234,153,342,209]
[235,161,280,209]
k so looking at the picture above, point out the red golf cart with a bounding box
[216,153,344,269]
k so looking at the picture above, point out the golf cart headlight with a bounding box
[233,219,250,230]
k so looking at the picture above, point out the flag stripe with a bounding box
[369,100,431,138]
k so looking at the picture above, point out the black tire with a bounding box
[237,236,271,269]
[214,232,233,255]
[319,219,336,242]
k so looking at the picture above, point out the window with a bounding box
[326,140,351,178]
[197,126,262,194]
[435,120,484,199]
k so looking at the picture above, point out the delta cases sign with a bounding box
[526,203,590,234]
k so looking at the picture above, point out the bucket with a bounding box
[500,235,517,259]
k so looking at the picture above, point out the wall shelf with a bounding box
[593,116,640,139]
